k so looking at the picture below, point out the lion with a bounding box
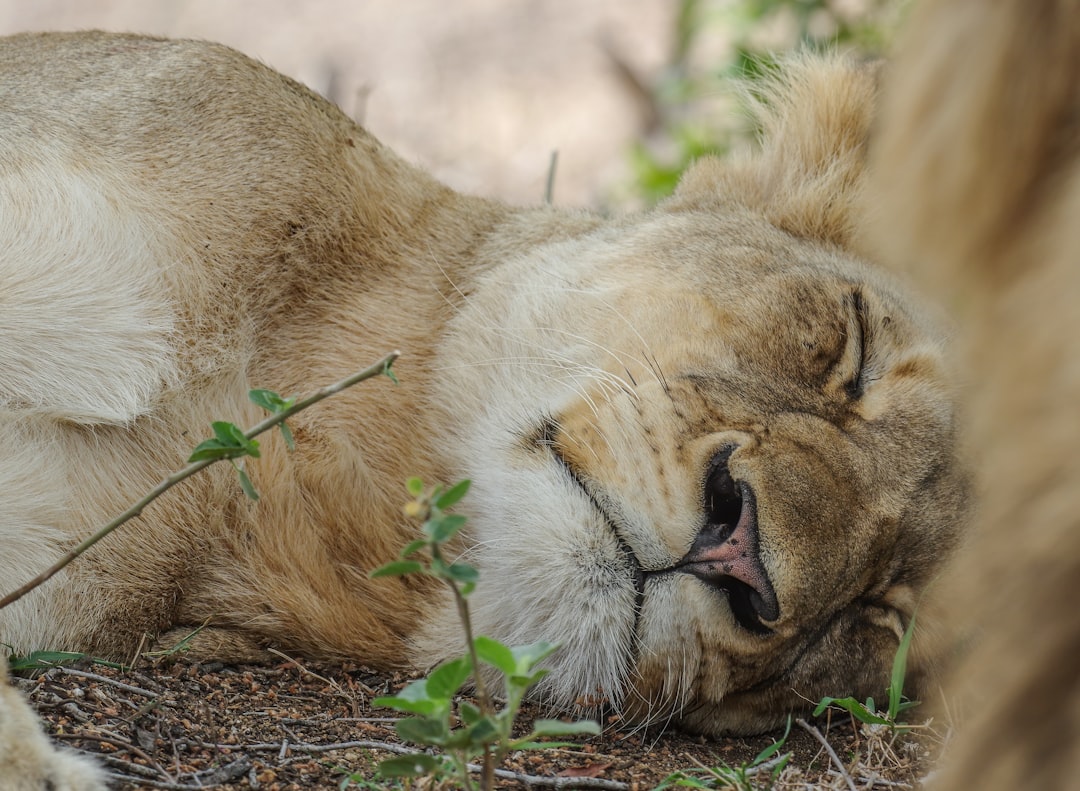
[0,654,107,790]
[0,30,966,749]
[869,0,1080,788]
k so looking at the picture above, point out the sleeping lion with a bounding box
[0,30,966,747]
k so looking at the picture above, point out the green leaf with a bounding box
[529,718,601,737]
[435,479,471,509]
[651,773,713,790]
[753,715,791,765]
[428,555,449,578]
[399,539,428,558]
[372,694,440,718]
[383,360,399,385]
[212,421,250,448]
[512,668,550,688]
[463,715,500,744]
[510,640,559,674]
[813,696,892,726]
[888,611,918,720]
[427,513,468,544]
[375,753,441,778]
[370,561,424,579]
[248,389,295,413]
[445,561,478,585]
[384,677,433,703]
[7,650,87,671]
[235,466,260,501]
[458,700,483,725]
[187,440,237,463]
[395,716,450,747]
[426,656,473,700]
[278,422,296,451]
[406,477,424,497]
[188,422,260,462]
[373,676,450,718]
[474,636,516,676]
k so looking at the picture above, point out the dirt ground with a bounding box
[19,655,938,790]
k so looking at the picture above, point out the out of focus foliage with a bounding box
[629,0,900,202]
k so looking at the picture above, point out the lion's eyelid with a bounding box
[843,288,869,399]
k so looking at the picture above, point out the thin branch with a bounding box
[0,351,399,611]
[483,767,628,790]
[103,775,199,791]
[49,666,159,699]
[266,647,340,689]
[544,149,559,205]
[53,731,167,778]
[198,738,420,755]
[104,757,251,790]
[796,718,858,791]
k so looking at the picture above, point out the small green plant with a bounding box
[813,612,919,730]
[187,388,300,500]
[653,717,791,790]
[367,478,599,790]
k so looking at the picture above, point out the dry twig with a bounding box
[796,718,857,791]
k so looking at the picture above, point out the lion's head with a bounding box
[417,55,967,735]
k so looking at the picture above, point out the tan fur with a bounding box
[869,1,1080,787]
[0,655,107,790]
[0,30,965,753]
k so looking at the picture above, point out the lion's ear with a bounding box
[664,54,880,255]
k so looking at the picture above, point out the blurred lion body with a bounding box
[871,0,1080,787]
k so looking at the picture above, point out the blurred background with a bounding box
[0,0,897,208]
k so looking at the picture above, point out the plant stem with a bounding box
[447,571,497,791]
[0,351,400,612]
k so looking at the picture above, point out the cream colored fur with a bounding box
[0,655,107,790]
[870,1,1080,788]
[0,31,966,766]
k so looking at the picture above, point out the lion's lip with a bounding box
[545,440,647,607]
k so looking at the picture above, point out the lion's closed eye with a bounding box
[843,290,869,399]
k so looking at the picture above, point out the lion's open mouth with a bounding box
[668,447,779,633]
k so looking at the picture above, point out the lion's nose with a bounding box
[676,450,779,630]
